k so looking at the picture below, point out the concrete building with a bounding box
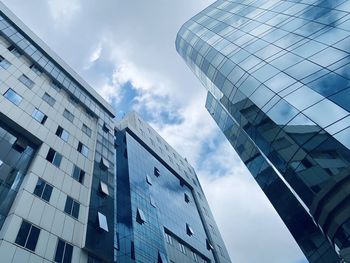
[176,0,350,262]
[0,2,230,263]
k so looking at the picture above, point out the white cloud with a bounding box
[198,140,306,263]
[2,1,308,262]
[47,0,81,26]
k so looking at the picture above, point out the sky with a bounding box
[2,1,308,262]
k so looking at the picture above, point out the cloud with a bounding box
[198,139,306,263]
[2,1,308,262]
[47,0,81,27]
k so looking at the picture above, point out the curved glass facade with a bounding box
[176,0,350,262]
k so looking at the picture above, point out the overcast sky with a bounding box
[2,1,308,262]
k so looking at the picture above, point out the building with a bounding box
[115,112,231,263]
[0,2,230,263]
[176,0,350,262]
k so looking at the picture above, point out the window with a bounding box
[72,165,85,183]
[154,167,160,177]
[150,196,156,208]
[136,208,146,224]
[46,148,62,167]
[99,181,109,196]
[18,74,34,89]
[32,108,47,124]
[206,239,214,250]
[100,157,109,170]
[4,88,22,105]
[158,251,168,263]
[184,193,190,203]
[131,241,135,260]
[146,175,152,185]
[8,44,21,57]
[97,212,109,232]
[63,109,74,122]
[55,126,69,142]
[103,122,111,133]
[30,64,43,76]
[218,245,225,257]
[186,223,194,236]
[164,232,173,245]
[0,55,10,69]
[192,178,198,186]
[54,239,73,263]
[82,124,92,137]
[64,196,80,219]
[50,80,61,92]
[191,251,198,262]
[77,142,89,157]
[12,138,27,153]
[178,242,186,254]
[15,221,40,252]
[33,178,53,202]
[42,92,56,106]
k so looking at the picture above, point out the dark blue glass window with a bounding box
[33,178,53,202]
[15,221,40,252]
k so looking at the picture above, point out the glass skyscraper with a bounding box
[0,2,230,263]
[176,0,350,262]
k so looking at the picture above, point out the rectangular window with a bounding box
[46,148,62,168]
[42,92,56,106]
[186,223,194,236]
[32,108,47,124]
[54,239,73,263]
[82,124,92,137]
[50,80,61,92]
[164,232,173,245]
[178,242,186,254]
[33,178,53,202]
[64,196,80,219]
[15,221,40,252]
[100,157,109,170]
[146,175,152,185]
[154,167,160,177]
[102,122,111,133]
[8,44,21,57]
[218,245,225,257]
[63,109,74,122]
[184,193,190,203]
[4,88,22,105]
[72,165,85,183]
[99,181,109,196]
[18,74,34,89]
[77,142,89,157]
[30,64,43,76]
[55,126,69,142]
[191,251,198,262]
[131,241,135,260]
[136,208,146,224]
[97,212,109,232]
[0,55,11,69]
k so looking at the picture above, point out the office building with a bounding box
[0,2,230,263]
[115,112,231,263]
[176,0,350,262]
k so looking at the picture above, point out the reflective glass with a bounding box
[4,88,22,105]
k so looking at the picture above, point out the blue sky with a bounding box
[3,0,309,262]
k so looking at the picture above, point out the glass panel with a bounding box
[26,225,40,251]
[98,212,109,232]
[4,88,22,105]
[42,184,53,202]
[15,221,31,247]
[54,239,65,263]
[33,178,45,198]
